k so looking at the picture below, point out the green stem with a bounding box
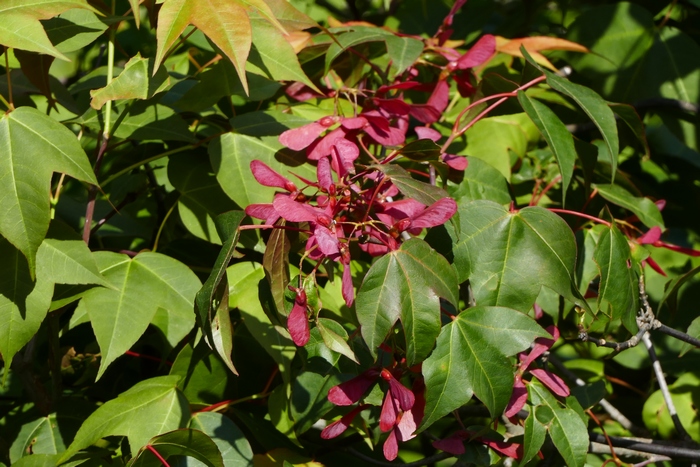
[152,197,178,252]
[103,0,116,139]
[4,46,14,111]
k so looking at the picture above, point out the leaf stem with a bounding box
[547,208,611,227]
[152,197,178,252]
[146,444,171,467]
[3,46,14,111]
[441,74,547,152]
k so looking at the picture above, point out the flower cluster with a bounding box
[245,109,458,345]
[322,368,424,461]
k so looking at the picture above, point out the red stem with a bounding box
[147,445,171,467]
[441,74,547,152]
[532,174,562,206]
[548,209,611,227]
[124,350,172,366]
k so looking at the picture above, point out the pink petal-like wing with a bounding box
[279,122,326,151]
[273,196,321,223]
[530,369,570,397]
[505,376,528,418]
[480,437,522,459]
[341,116,368,130]
[328,370,378,406]
[245,204,279,224]
[287,298,309,347]
[317,157,334,192]
[410,198,457,229]
[320,405,365,439]
[427,80,450,114]
[250,160,296,191]
[409,104,442,124]
[638,226,662,244]
[388,378,416,411]
[442,154,468,170]
[342,261,354,307]
[456,34,496,69]
[307,127,348,160]
[415,126,441,142]
[314,225,340,256]
[395,410,417,442]
[375,98,411,115]
[380,390,398,432]
[433,435,466,455]
[383,429,399,461]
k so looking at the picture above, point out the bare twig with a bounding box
[589,433,700,461]
[642,332,692,441]
[589,441,671,462]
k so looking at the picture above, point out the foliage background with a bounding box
[0,0,699,466]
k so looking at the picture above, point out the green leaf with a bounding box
[398,139,441,162]
[170,343,231,405]
[517,91,576,206]
[42,8,111,54]
[383,34,423,78]
[174,62,281,109]
[594,184,664,228]
[447,156,511,205]
[522,409,547,465]
[154,0,253,91]
[371,164,450,206]
[36,238,109,288]
[461,113,538,179]
[230,110,310,137]
[129,429,224,467]
[77,251,200,379]
[529,382,589,467]
[421,306,548,429]
[356,238,458,365]
[113,102,196,143]
[659,264,700,316]
[0,238,53,368]
[10,414,66,461]
[610,103,650,158]
[263,224,291,316]
[90,54,169,109]
[323,27,392,72]
[11,455,63,467]
[0,0,98,60]
[228,262,296,381]
[0,107,97,275]
[185,412,254,467]
[450,200,586,312]
[58,377,188,462]
[566,3,700,105]
[195,211,245,366]
[169,155,238,245]
[249,19,319,92]
[594,223,638,332]
[210,133,315,208]
[316,318,358,363]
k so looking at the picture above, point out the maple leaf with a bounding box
[0,0,98,60]
[153,0,286,93]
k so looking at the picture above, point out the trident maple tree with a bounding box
[2,0,700,466]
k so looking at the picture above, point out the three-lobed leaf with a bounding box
[59,376,189,463]
[450,200,587,312]
[421,306,548,429]
[0,107,97,276]
[76,251,201,380]
[356,238,458,365]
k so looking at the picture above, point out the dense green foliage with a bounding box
[1,0,700,466]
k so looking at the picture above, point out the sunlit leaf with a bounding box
[76,251,200,379]
[129,429,224,467]
[594,223,638,332]
[518,91,576,206]
[180,412,254,467]
[0,107,97,275]
[59,376,189,463]
[356,238,458,365]
[90,54,170,109]
[0,0,97,59]
[448,156,511,205]
[421,306,547,429]
[594,183,664,228]
[450,200,586,312]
